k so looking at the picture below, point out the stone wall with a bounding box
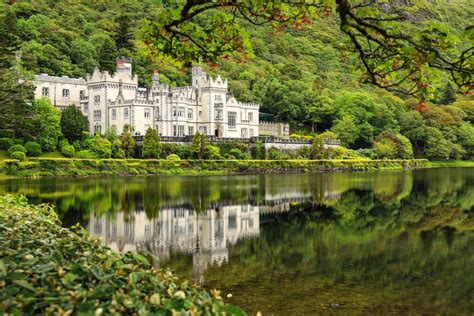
[259,122,290,138]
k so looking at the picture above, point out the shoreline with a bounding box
[0,157,439,179]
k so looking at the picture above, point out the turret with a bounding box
[116,57,133,75]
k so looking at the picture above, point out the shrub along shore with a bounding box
[0,194,244,314]
[0,158,429,178]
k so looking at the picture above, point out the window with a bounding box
[94,95,100,105]
[93,110,101,121]
[228,112,236,128]
[177,125,184,136]
[144,108,150,118]
[111,109,116,120]
[187,109,193,119]
[173,107,176,117]
[250,128,254,137]
[248,112,253,122]
[62,89,70,98]
[173,125,177,136]
[42,87,49,96]
[215,109,223,120]
[214,95,223,108]
[83,103,89,113]
[80,90,85,99]
[199,126,207,135]
[199,111,202,119]
[177,107,185,117]
[188,126,194,135]
[124,108,129,119]
[94,125,101,133]
[241,128,248,138]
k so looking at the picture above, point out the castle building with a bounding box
[34,58,260,138]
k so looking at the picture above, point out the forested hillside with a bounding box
[3,0,474,159]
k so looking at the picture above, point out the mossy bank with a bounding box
[0,158,429,178]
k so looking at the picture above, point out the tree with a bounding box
[89,134,112,158]
[30,98,62,151]
[60,105,89,142]
[142,128,161,159]
[105,127,125,158]
[120,125,136,158]
[424,127,450,160]
[98,37,117,74]
[0,7,35,138]
[142,0,473,97]
[191,132,207,159]
[331,116,359,148]
[373,131,413,159]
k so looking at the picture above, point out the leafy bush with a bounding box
[9,151,26,161]
[228,148,244,159]
[0,129,14,138]
[0,138,14,150]
[166,154,181,161]
[0,194,243,315]
[58,140,75,158]
[161,143,179,157]
[77,150,97,159]
[61,145,76,158]
[24,141,42,157]
[205,145,223,160]
[266,147,282,160]
[8,144,26,155]
[89,135,112,158]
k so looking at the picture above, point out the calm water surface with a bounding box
[1,169,473,315]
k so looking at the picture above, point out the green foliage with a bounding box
[142,128,161,159]
[30,98,62,152]
[0,138,14,150]
[332,116,359,148]
[205,145,223,160]
[60,105,89,142]
[191,132,208,159]
[59,140,75,158]
[373,131,414,159]
[88,134,112,159]
[161,143,179,157]
[0,194,244,314]
[9,151,26,161]
[166,154,181,161]
[266,147,282,160]
[24,141,42,157]
[8,144,26,155]
[98,37,117,74]
[119,131,136,158]
[254,140,265,159]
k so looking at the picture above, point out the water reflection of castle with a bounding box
[87,187,341,284]
[88,204,260,284]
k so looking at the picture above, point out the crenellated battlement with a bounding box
[36,74,86,85]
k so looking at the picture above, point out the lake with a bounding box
[1,168,473,315]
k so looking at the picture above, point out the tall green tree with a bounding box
[98,37,117,74]
[120,125,136,158]
[191,132,207,159]
[60,105,89,142]
[0,6,35,138]
[142,128,161,159]
[30,98,62,151]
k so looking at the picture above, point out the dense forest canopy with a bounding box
[0,0,473,160]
